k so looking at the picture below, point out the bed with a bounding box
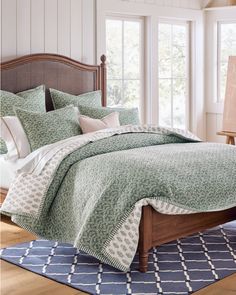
[1,53,236,272]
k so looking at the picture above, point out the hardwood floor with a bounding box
[0,215,86,295]
[194,273,236,295]
[1,215,236,295]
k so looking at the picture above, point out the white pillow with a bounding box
[79,112,120,134]
[0,116,31,160]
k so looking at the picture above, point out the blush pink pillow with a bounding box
[79,112,120,134]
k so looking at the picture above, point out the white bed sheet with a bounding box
[0,133,94,189]
[0,155,26,189]
[0,133,91,189]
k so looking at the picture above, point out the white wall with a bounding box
[0,0,204,63]
[0,0,96,64]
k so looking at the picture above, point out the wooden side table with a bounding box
[217,131,236,145]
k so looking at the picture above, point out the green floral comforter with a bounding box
[1,126,236,270]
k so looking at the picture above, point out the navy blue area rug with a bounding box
[1,222,236,295]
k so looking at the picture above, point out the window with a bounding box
[106,17,143,109]
[217,22,236,102]
[158,22,189,129]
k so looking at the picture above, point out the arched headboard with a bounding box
[0,53,107,111]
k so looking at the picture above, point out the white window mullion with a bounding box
[217,22,222,103]
[170,24,174,129]
[122,20,125,103]
[185,22,190,130]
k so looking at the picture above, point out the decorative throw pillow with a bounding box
[0,85,46,154]
[15,106,81,152]
[78,105,140,125]
[79,112,120,134]
[0,116,31,160]
[0,85,46,117]
[50,88,102,110]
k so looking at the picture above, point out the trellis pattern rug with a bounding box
[1,222,236,295]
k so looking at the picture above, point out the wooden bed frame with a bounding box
[1,54,236,273]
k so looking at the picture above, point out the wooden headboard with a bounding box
[0,53,107,110]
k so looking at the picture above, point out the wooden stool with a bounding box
[217,131,236,145]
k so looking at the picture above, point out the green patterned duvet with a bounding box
[1,126,236,270]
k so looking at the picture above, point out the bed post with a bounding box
[100,55,107,106]
[138,205,153,272]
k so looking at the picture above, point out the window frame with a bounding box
[217,20,236,103]
[105,14,145,118]
[96,0,205,138]
[205,8,236,115]
[157,19,191,129]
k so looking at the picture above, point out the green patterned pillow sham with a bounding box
[0,85,46,154]
[15,106,81,152]
[50,89,102,110]
[78,105,140,125]
[0,85,46,117]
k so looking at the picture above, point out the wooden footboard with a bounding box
[138,205,236,272]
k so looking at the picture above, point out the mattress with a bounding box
[0,155,25,189]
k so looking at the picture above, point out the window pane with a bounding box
[124,21,140,79]
[106,19,122,79]
[173,79,186,129]
[172,45,186,78]
[159,23,171,42]
[158,24,171,78]
[107,80,123,107]
[173,25,186,47]
[220,23,236,61]
[218,23,236,102]
[159,79,172,127]
[106,18,142,108]
[124,80,140,108]
[158,22,188,129]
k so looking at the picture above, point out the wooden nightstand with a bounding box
[217,131,236,145]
